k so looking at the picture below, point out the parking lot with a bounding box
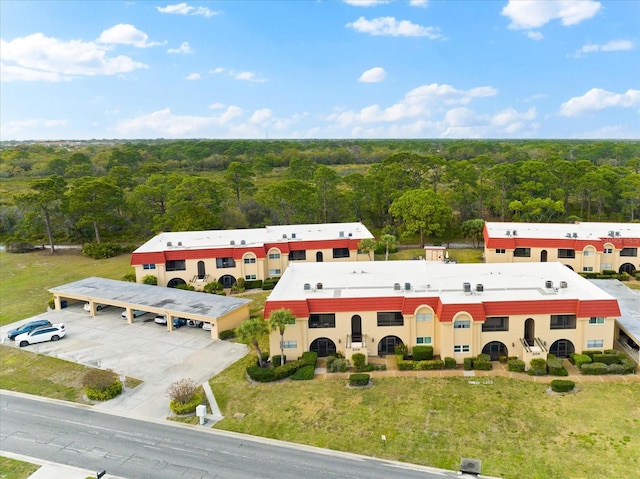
[1,303,249,419]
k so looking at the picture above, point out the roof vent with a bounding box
[348,232,352,237]
[291,233,296,239]
[609,230,615,237]
[545,280,553,289]
[512,230,517,236]
[394,283,401,291]
[404,282,411,291]
[240,239,246,245]
[566,233,572,238]
[505,231,511,236]
[230,240,235,245]
[572,232,578,238]
[476,283,484,292]
[304,283,311,291]
[177,241,182,246]
[282,234,287,239]
[166,241,172,247]
[560,281,568,288]
[316,282,323,290]
[339,231,344,237]
[463,282,471,293]
[615,231,621,237]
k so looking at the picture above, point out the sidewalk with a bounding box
[2,451,124,479]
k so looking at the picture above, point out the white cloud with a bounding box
[211,67,266,82]
[185,72,200,80]
[346,16,443,39]
[410,0,429,7]
[559,88,640,117]
[209,102,226,109]
[250,108,273,123]
[168,41,193,54]
[156,3,220,17]
[97,24,164,48]
[571,39,634,57]
[502,0,601,30]
[527,31,544,41]
[358,67,386,83]
[1,118,68,139]
[343,0,389,6]
[0,33,147,82]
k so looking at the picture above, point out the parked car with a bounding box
[121,309,147,319]
[154,315,187,328]
[15,323,66,347]
[202,322,212,331]
[84,302,108,312]
[187,319,203,328]
[7,319,52,340]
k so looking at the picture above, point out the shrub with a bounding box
[412,345,434,361]
[301,351,318,367]
[122,272,137,282]
[550,379,575,393]
[477,353,491,362]
[463,357,474,371]
[244,279,263,289]
[166,378,198,404]
[262,278,279,290]
[204,281,223,293]
[83,369,122,401]
[290,365,315,380]
[272,355,286,366]
[351,353,367,372]
[414,359,444,370]
[547,356,568,376]
[82,242,130,259]
[530,357,547,370]
[394,343,409,359]
[170,393,202,415]
[602,269,617,276]
[348,373,370,387]
[619,272,631,281]
[219,329,235,340]
[582,350,602,360]
[474,359,492,371]
[581,362,609,375]
[246,365,276,382]
[593,353,620,365]
[444,357,457,369]
[48,296,55,309]
[573,354,592,368]
[176,283,195,291]
[141,274,158,285]
[327,356,349,373]
[508,359,526,372]
[397,360,415,371]
[499,355,508,364]
[621,358,638,374]
[607,363,625,375]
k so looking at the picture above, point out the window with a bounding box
[216,257,236,269]
[583,250,595,257]
[166,260,186,271]
[416,337,432,345]
[143,263,156,270]
[377,311,404,327]
[550,314,576,329]
[587,340,603,348]
[482,316,509,332]
[289,250,306,261]
[583,266,594,272]
[282,340,297,349]
[603,248,613,254]
[454,344,470,353]
[416,312,433,322]
[243,257,256,264]
[453,320,471,329]
[268,252,281,259]
[557,249,575,259]
[589,317,605,325]
[621,248,638,257]
[601,263,612,270]
[495,248,506,254]
[269,269,281,276]
[245,274,257,280]
[332,247,350,259]
[309,314,335,328]
[513,248,531,257]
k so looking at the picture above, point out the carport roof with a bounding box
[49,276,251,319]
[590,279,640,342]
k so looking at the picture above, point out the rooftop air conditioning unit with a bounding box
[177,241,182,246]
[303,283,311,291]
[230,240,235,245]
[615,231,621,237]
[393,283,401,291]
[560,281,568,288]
[166,241,172,247]
[316,282,323,290]
[404,282,411,291]
[291,233,296,239]
[463,282,471,293]
[240,240,246,245]
[609,230,615,237]
[545,280,553,289]
[572,232,578,238]
[505,231,511,236]
[566,233,572,238]
[339,231,344,237]
[512,230,517,236]
[459,457,482,475]
[476,283,484,292]
[282,234,287,239]
[348,232,352,237]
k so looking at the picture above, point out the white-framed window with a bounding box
[589,316,605,325]
[416,312,433,322]
[245,274,257,280]
[587,339,603,348]
[583,266,594,272]
[603,248,613,254]
[416,336,432,345]
[453,320,471,329]
[601,263,612,270]
[143,264,156,270]
[268,252,281,259]
[282,340,297,349]
[269,269,281,275]
[243,257,256,264]
[454,344,470,353]
[495,249,506,254]
[583,250,595,256]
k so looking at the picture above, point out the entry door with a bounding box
[351,315,362,342]
[316,252,323,262]
[540,250,547,262]
[197,261,206,279]
[524,318,535,346]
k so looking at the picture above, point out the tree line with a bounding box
[0,139,638,251]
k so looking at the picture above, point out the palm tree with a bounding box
[357,238,377,261]
[380,234,397,261]
[269,308,295,366]
[235,318,270,367]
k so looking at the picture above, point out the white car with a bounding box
[84,302,107,312]
[187,319,203,328]
[121,310,147,319]
[202,322,212,331]
[15,323,66,347]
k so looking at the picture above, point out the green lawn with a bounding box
[0,456,39,479]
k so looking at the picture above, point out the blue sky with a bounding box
[1,0,638,140]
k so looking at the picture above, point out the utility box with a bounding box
[196,404,207,425]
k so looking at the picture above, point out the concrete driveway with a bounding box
[1,303,248,419]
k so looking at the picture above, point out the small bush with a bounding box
[414,359,445,370]
[327,356,349,373]
[348,373,370,387]
[463,357,474,371]
[621,358,638,374]
[142,274,158,285]
[550,379,575,393]
[170,393,202,415]
[573,354,592,368]
[547,356,568,376]
[246,365,276,382]
[397,360,415,371]
[593,353,620,365]
[166,378,198,404]
[290,365,315,380]
[219,329,235,340]
[351,353,367,372]
[474,359,492,371]
[244,279,263,289]
[204,281,223,293]
[85,381,123,401]
[122,272,137,282]
[412,345,434,361]
[444,357,457,369]
[581,362,609,375]
[82,242,129,259]
[602,269,617,276]
[83,369,122,401]
[499,355,508,364]
[272,355,286,366]
[394,343,409,359]
[477,353,491,362]
[262,278,279,290]
[301,351,318,367]
[607,363,625,375]
[48,296,55,309]
[530,357,547,370]
[508,359,526,372]
[582,350,602,360]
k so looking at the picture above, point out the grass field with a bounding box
[0,457,40,479]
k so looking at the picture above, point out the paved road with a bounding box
[0,392,480,479]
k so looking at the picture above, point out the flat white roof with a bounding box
[590,279,640,342]
[134,222,374,253]
[268,260,615,305]
[485,221,640,240]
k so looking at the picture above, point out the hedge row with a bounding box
[464,356,493,371]
[85,381,123,401]
[397,356,456,371]
[412,345,434,361]
[247,351,319,382]
[170,393,203,415]
[348,374,370,386]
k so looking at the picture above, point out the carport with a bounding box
[48,276,251,339]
